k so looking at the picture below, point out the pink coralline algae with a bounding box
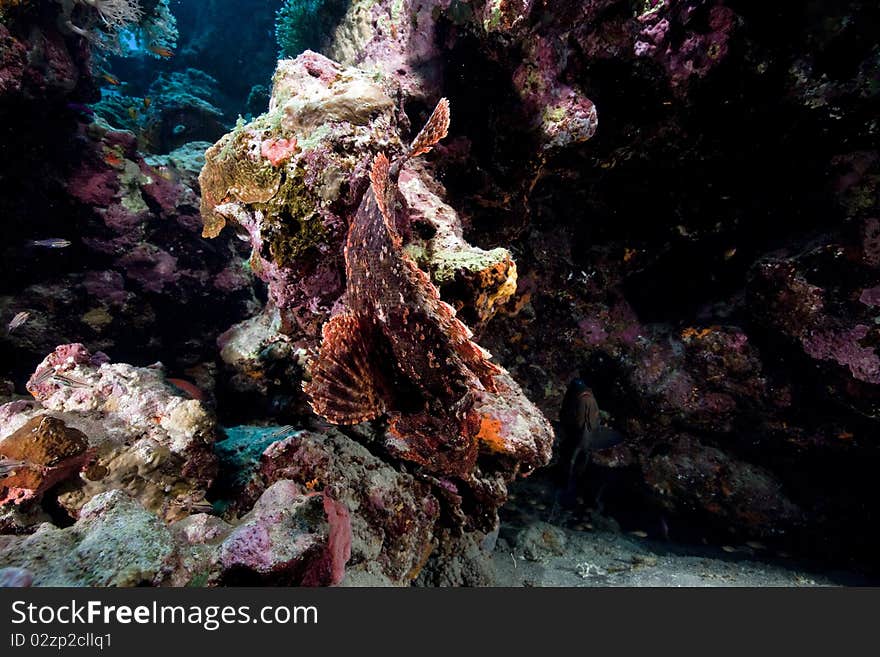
[301,493,352,586]
[802,325,880,385]
[635,1,737,88]
[82,270,128,306]
[218,480,329,585]
[860,285,880,307]
[260,137,299,167]
[512,35,598,149]
[67,166,120,208]
[116,244,181,293]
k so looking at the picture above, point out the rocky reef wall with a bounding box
[317,0,880,568]
[0,0,878,583]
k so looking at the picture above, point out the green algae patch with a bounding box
[257,169,325,267]
[120,160,151,214]
[430,246,512,285]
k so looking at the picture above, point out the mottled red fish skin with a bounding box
[306,101,501,476]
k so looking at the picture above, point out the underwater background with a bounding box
[0,0,878,586]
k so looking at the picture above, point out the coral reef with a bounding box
[311,0,880,568]
[1,0,879,585]
[275,0,349,59]
[200,52,553,547]
[94,69,227,153]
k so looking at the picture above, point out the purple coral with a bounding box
[802,325,880,384]
[635,1,737,87]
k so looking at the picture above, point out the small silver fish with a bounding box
[0,458,28,478]
[29,367,54,387]
[269,425,296,439]
[30,238,71,249]
[51,373,91,389]
[7,311,30,333]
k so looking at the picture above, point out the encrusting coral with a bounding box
[0,416,90,507]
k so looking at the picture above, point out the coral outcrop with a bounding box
[289,0,880,569]
[0,415,90,507]
[200,51,552,564]
[1,344,218,523]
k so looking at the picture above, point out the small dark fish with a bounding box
[558,377,625,499]
[30,238,71,249]
[7,311,30,333]
[51,373,91,389]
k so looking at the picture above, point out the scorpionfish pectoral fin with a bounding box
[304,312,387,425]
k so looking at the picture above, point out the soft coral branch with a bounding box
[81,0,143,30]
[57,0,143,44]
